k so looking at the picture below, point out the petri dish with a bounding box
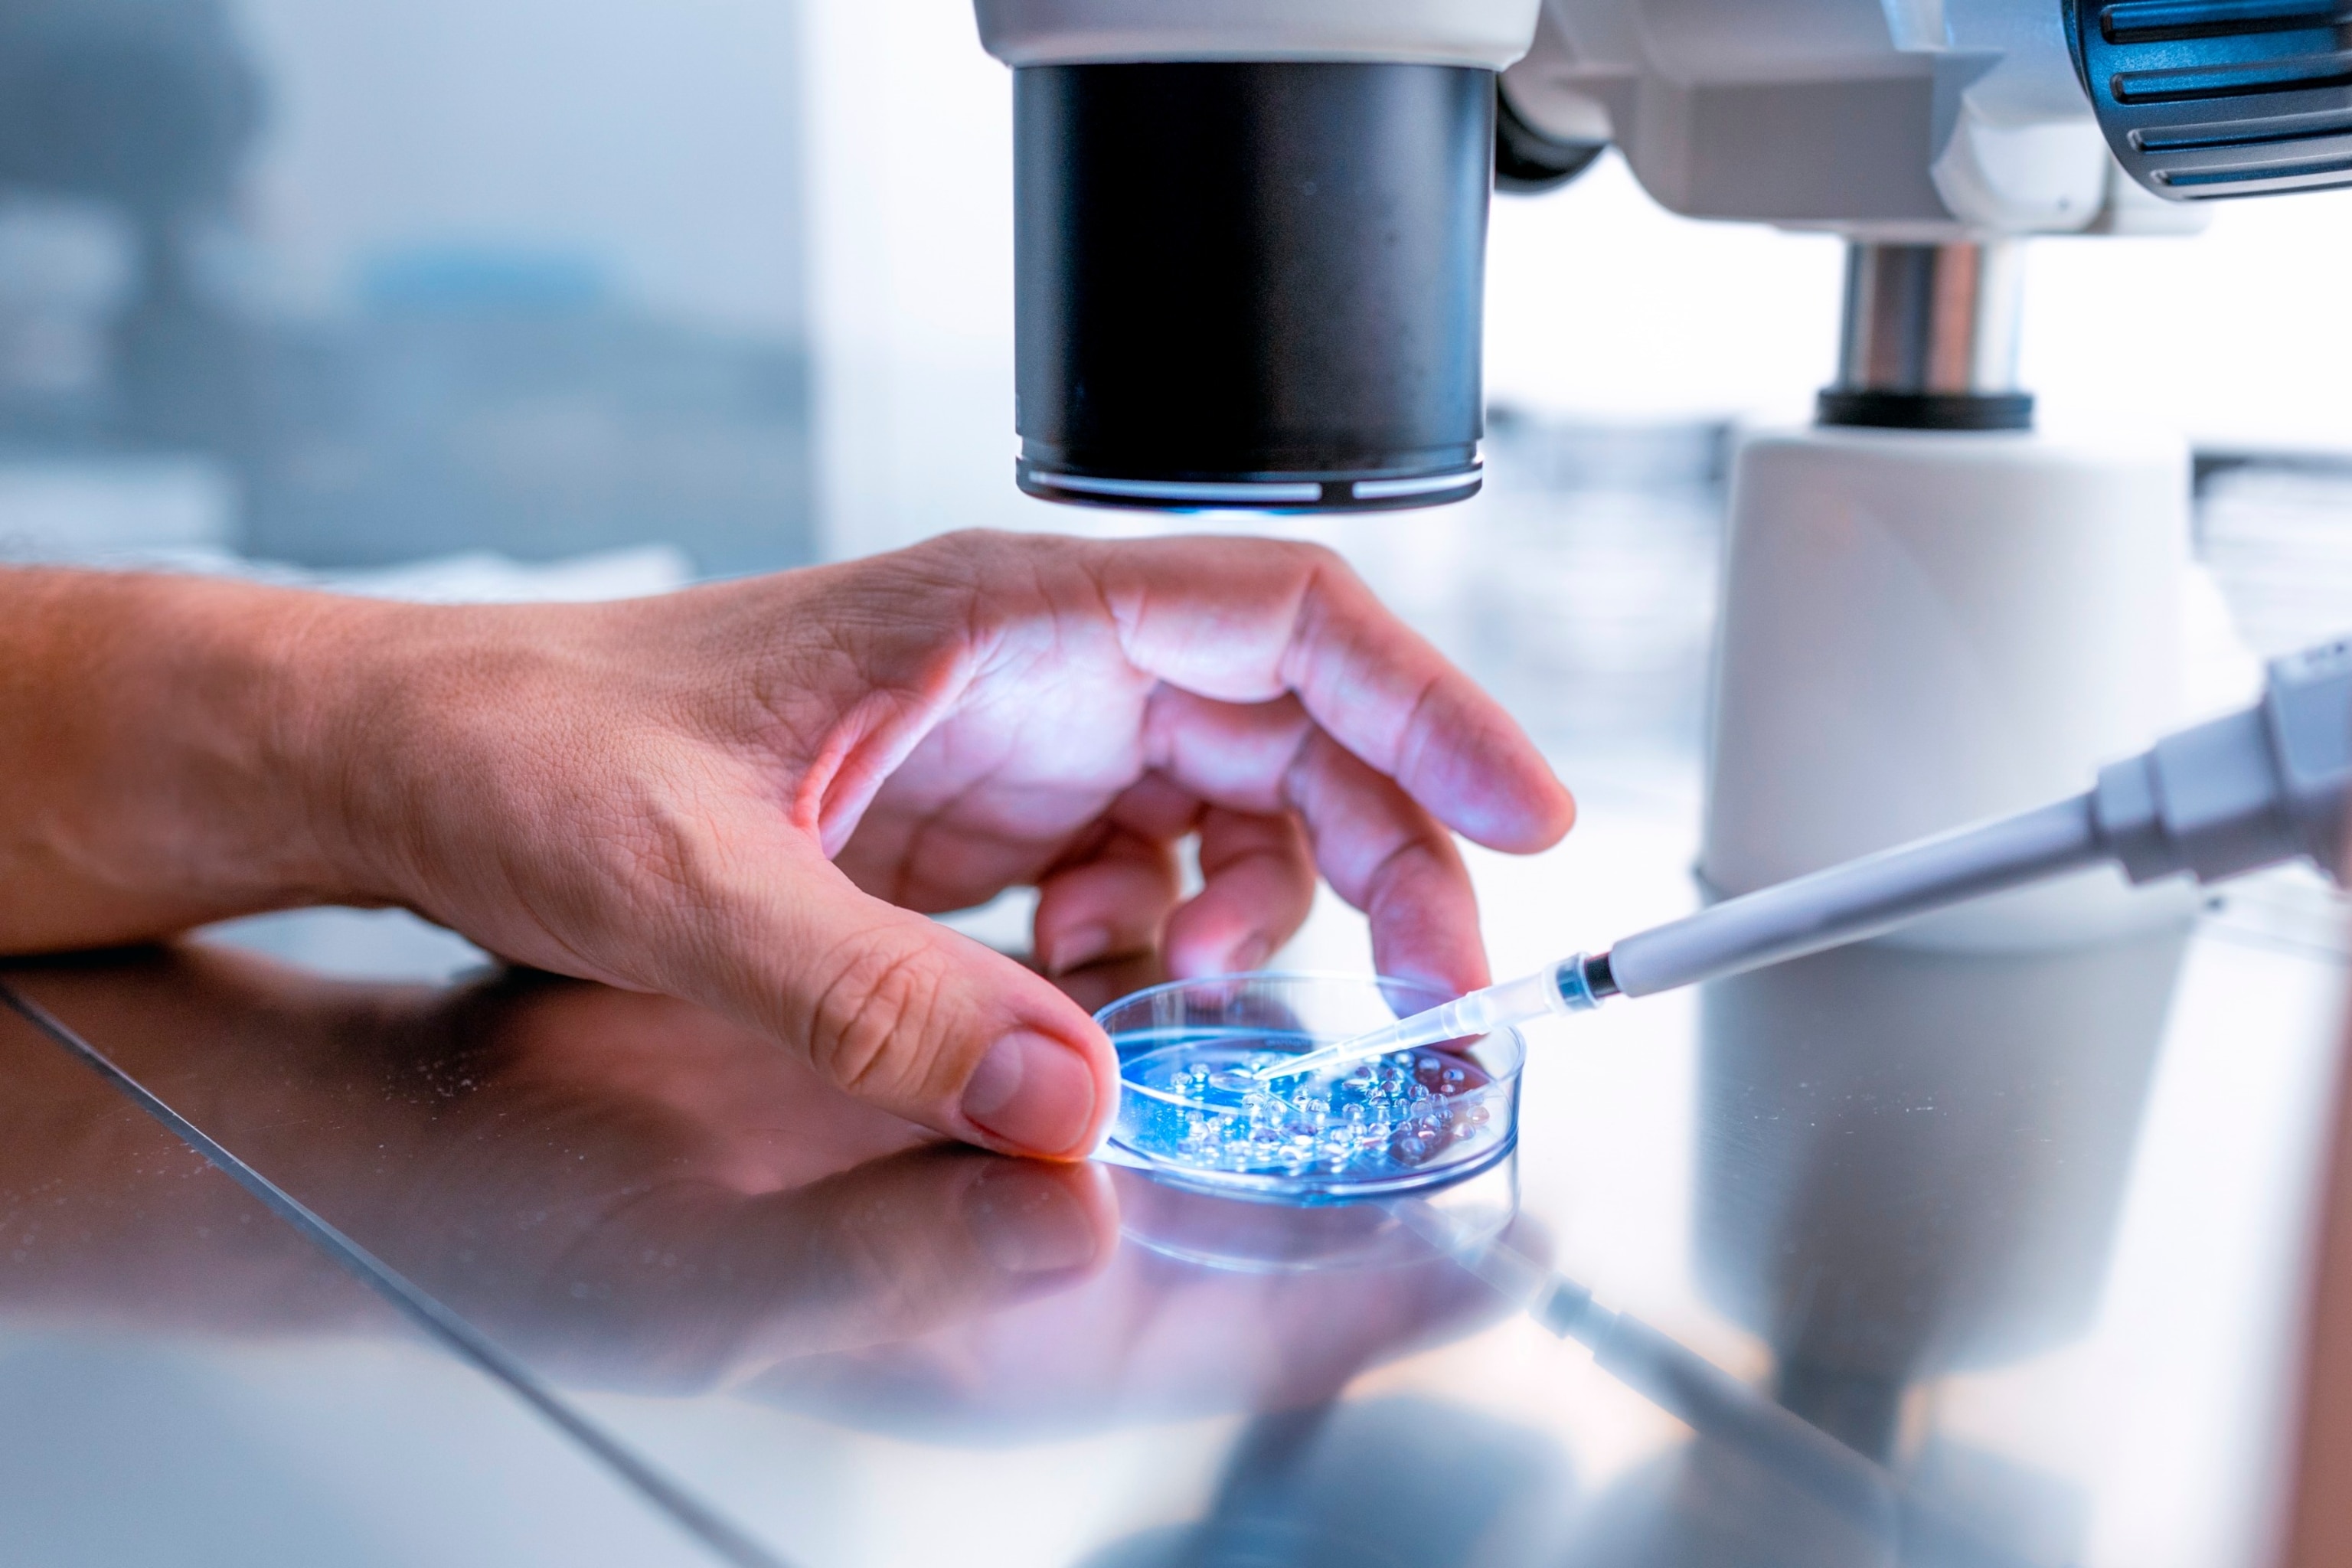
[1094,972,1526,1203]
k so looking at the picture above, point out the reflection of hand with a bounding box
[5,952,1503,1413]
[490,1146,1116,1394]
[5,952,1115,1389]
[755,1208,1511,1439]
[2,535,1572,1159]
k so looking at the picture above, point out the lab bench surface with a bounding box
[0,757,2344,1568]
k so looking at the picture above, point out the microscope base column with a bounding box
[1701,424,2200,952]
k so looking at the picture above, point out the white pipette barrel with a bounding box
[1601,795,2102,998]
[1260,639,2352,1085]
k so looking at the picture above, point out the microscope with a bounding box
[972,2,1540,512]
[1493,0,2352,943]
[971,0,2352,939]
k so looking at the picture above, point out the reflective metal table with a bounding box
[2,758,2342,1568]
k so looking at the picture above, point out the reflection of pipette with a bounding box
[1260,639,2352,1084]
[1388,1197,2036,1566]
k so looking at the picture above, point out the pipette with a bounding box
[1259,638,2352,1085]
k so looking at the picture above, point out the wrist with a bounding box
[0,570,406,948]
[256,586,482,915]
[133,573,426,920]
[236,582,416,910]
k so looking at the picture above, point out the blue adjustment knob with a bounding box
[2069,0,2352,197]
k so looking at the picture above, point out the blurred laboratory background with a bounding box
[5,0,2352,743]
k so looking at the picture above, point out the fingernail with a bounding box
[962,1030,1099,1157]
[1045,923,1113,975]
[1228,936,1273,974]
[962,1166,1100,1275]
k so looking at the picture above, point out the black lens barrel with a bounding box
[1014,61,1493,512]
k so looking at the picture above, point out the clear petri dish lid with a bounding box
[1094,971,1527,1204]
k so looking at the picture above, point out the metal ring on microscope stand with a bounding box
[2068,0,2352,199]
[1815,388,2037,432]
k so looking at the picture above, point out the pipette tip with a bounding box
[1246,955,1608,1086]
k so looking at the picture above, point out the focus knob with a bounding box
[2070,0,2352,197]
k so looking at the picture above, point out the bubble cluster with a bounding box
[1112,1029,1508,1187]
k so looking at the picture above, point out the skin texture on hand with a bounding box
[0,532,1574,1159]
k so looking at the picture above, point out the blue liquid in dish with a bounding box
[1112,1027,1511,1193]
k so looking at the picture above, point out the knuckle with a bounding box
[1280,537,1350,579]
[608,776,730,917]
[807,936,953,1101]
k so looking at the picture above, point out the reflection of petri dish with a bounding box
[1111,1155,1518,1272]
[1094,972,1526,1203]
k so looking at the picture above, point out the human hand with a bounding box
[4,533,1573,1160]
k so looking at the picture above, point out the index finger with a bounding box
[1085,537,1575,854]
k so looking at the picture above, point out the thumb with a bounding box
[740,853,1118,1161]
